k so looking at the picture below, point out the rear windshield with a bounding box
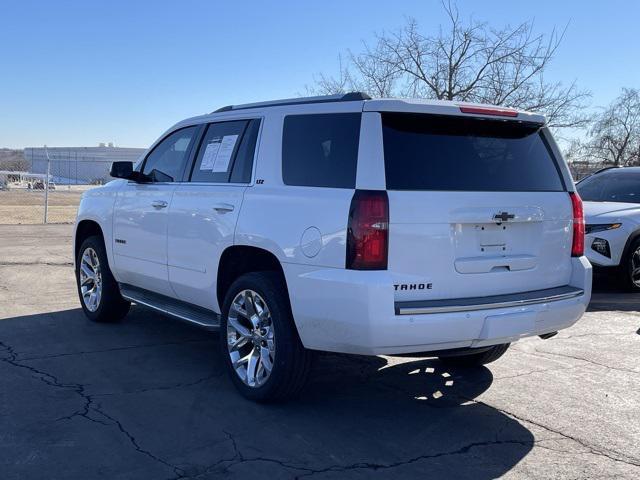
[382,113,565,192]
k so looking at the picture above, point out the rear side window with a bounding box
[578,171,640,203]
[190,119,260,183]
[282,113,361,188]
[382,113,564,192]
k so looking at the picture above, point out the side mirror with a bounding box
[110,161,134,180]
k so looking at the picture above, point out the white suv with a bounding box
[577,167,640,290]
[74,93,592,401]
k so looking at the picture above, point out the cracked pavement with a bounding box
[1,225,639,479]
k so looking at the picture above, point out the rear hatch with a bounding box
[380,111,573,301]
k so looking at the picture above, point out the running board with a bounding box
[120,284,220,330]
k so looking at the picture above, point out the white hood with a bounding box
[583,201,640,221]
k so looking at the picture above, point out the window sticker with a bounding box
[212,135,239,173]
[200,139,221,171]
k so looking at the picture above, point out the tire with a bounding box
[439,343,510,367]
[220,272,313,402]
[76,235,130,323]
[623,238,640,292]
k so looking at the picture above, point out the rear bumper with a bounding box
[284,257,592,355]
[395,285,583,315]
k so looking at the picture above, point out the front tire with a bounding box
[76,235,130,323]
[439,344,510,367]
[220,272,312,402]
[623,238,640,292]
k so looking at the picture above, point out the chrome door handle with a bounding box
[212,203,235,213]
[152,200,168,209]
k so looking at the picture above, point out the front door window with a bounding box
[142,126,198,182]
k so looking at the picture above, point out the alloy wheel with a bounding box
[226,289,275,388]
[631,246,640,288]
[79,247,102,312]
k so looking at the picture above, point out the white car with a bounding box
[74,93,591,401]
[577,167,640,290]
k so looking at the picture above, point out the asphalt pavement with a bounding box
[1,224,638,479]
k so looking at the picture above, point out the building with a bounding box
[24,145,146,185]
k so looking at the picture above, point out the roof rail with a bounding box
[212,92,371,113]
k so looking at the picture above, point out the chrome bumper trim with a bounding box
[395,286,584,315]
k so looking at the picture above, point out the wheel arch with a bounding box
[216,245,290,314]
[620,227,640,265]
[75,219,105,264]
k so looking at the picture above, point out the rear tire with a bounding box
[623,238,640,292]
[220,272,312,402]
[76,235,130,323]
[439,344,510,367]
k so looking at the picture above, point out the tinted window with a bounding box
[576,174,607,201]
[282,113,361,188]
[230,119,261,183]
[578,171,640,203]
[142,126,197,182]
[190,121,248,183]
[382,113,564,192]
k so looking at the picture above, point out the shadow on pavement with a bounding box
[589,273,639,312]
[0,306,535,479]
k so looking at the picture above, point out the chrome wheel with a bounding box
[226,289,275,388]
[631,246,640,288]
[79,247,102,312]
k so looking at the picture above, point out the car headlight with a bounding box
[585,223,621,234]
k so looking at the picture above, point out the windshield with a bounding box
[577,171,640,203]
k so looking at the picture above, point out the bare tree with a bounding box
[312,55,356,97]
[567,88,640,166]
[0,149,29,172]
[310,1,590,129]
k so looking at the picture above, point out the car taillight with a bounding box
[459,106,518,117]
[346,190,389,270]
[570,192,584,257]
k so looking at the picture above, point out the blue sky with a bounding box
[1,0,638,148]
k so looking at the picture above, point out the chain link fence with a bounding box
[0,145,608,225]
[0,147,145,225]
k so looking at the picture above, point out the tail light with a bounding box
[459,106,518,117]
[570,192,584,257]
[346,190,389,270]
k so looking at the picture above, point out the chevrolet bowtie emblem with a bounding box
[494,211,515,222]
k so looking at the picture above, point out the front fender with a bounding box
[74,183,122,273]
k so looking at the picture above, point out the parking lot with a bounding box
[1,224,638,479]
